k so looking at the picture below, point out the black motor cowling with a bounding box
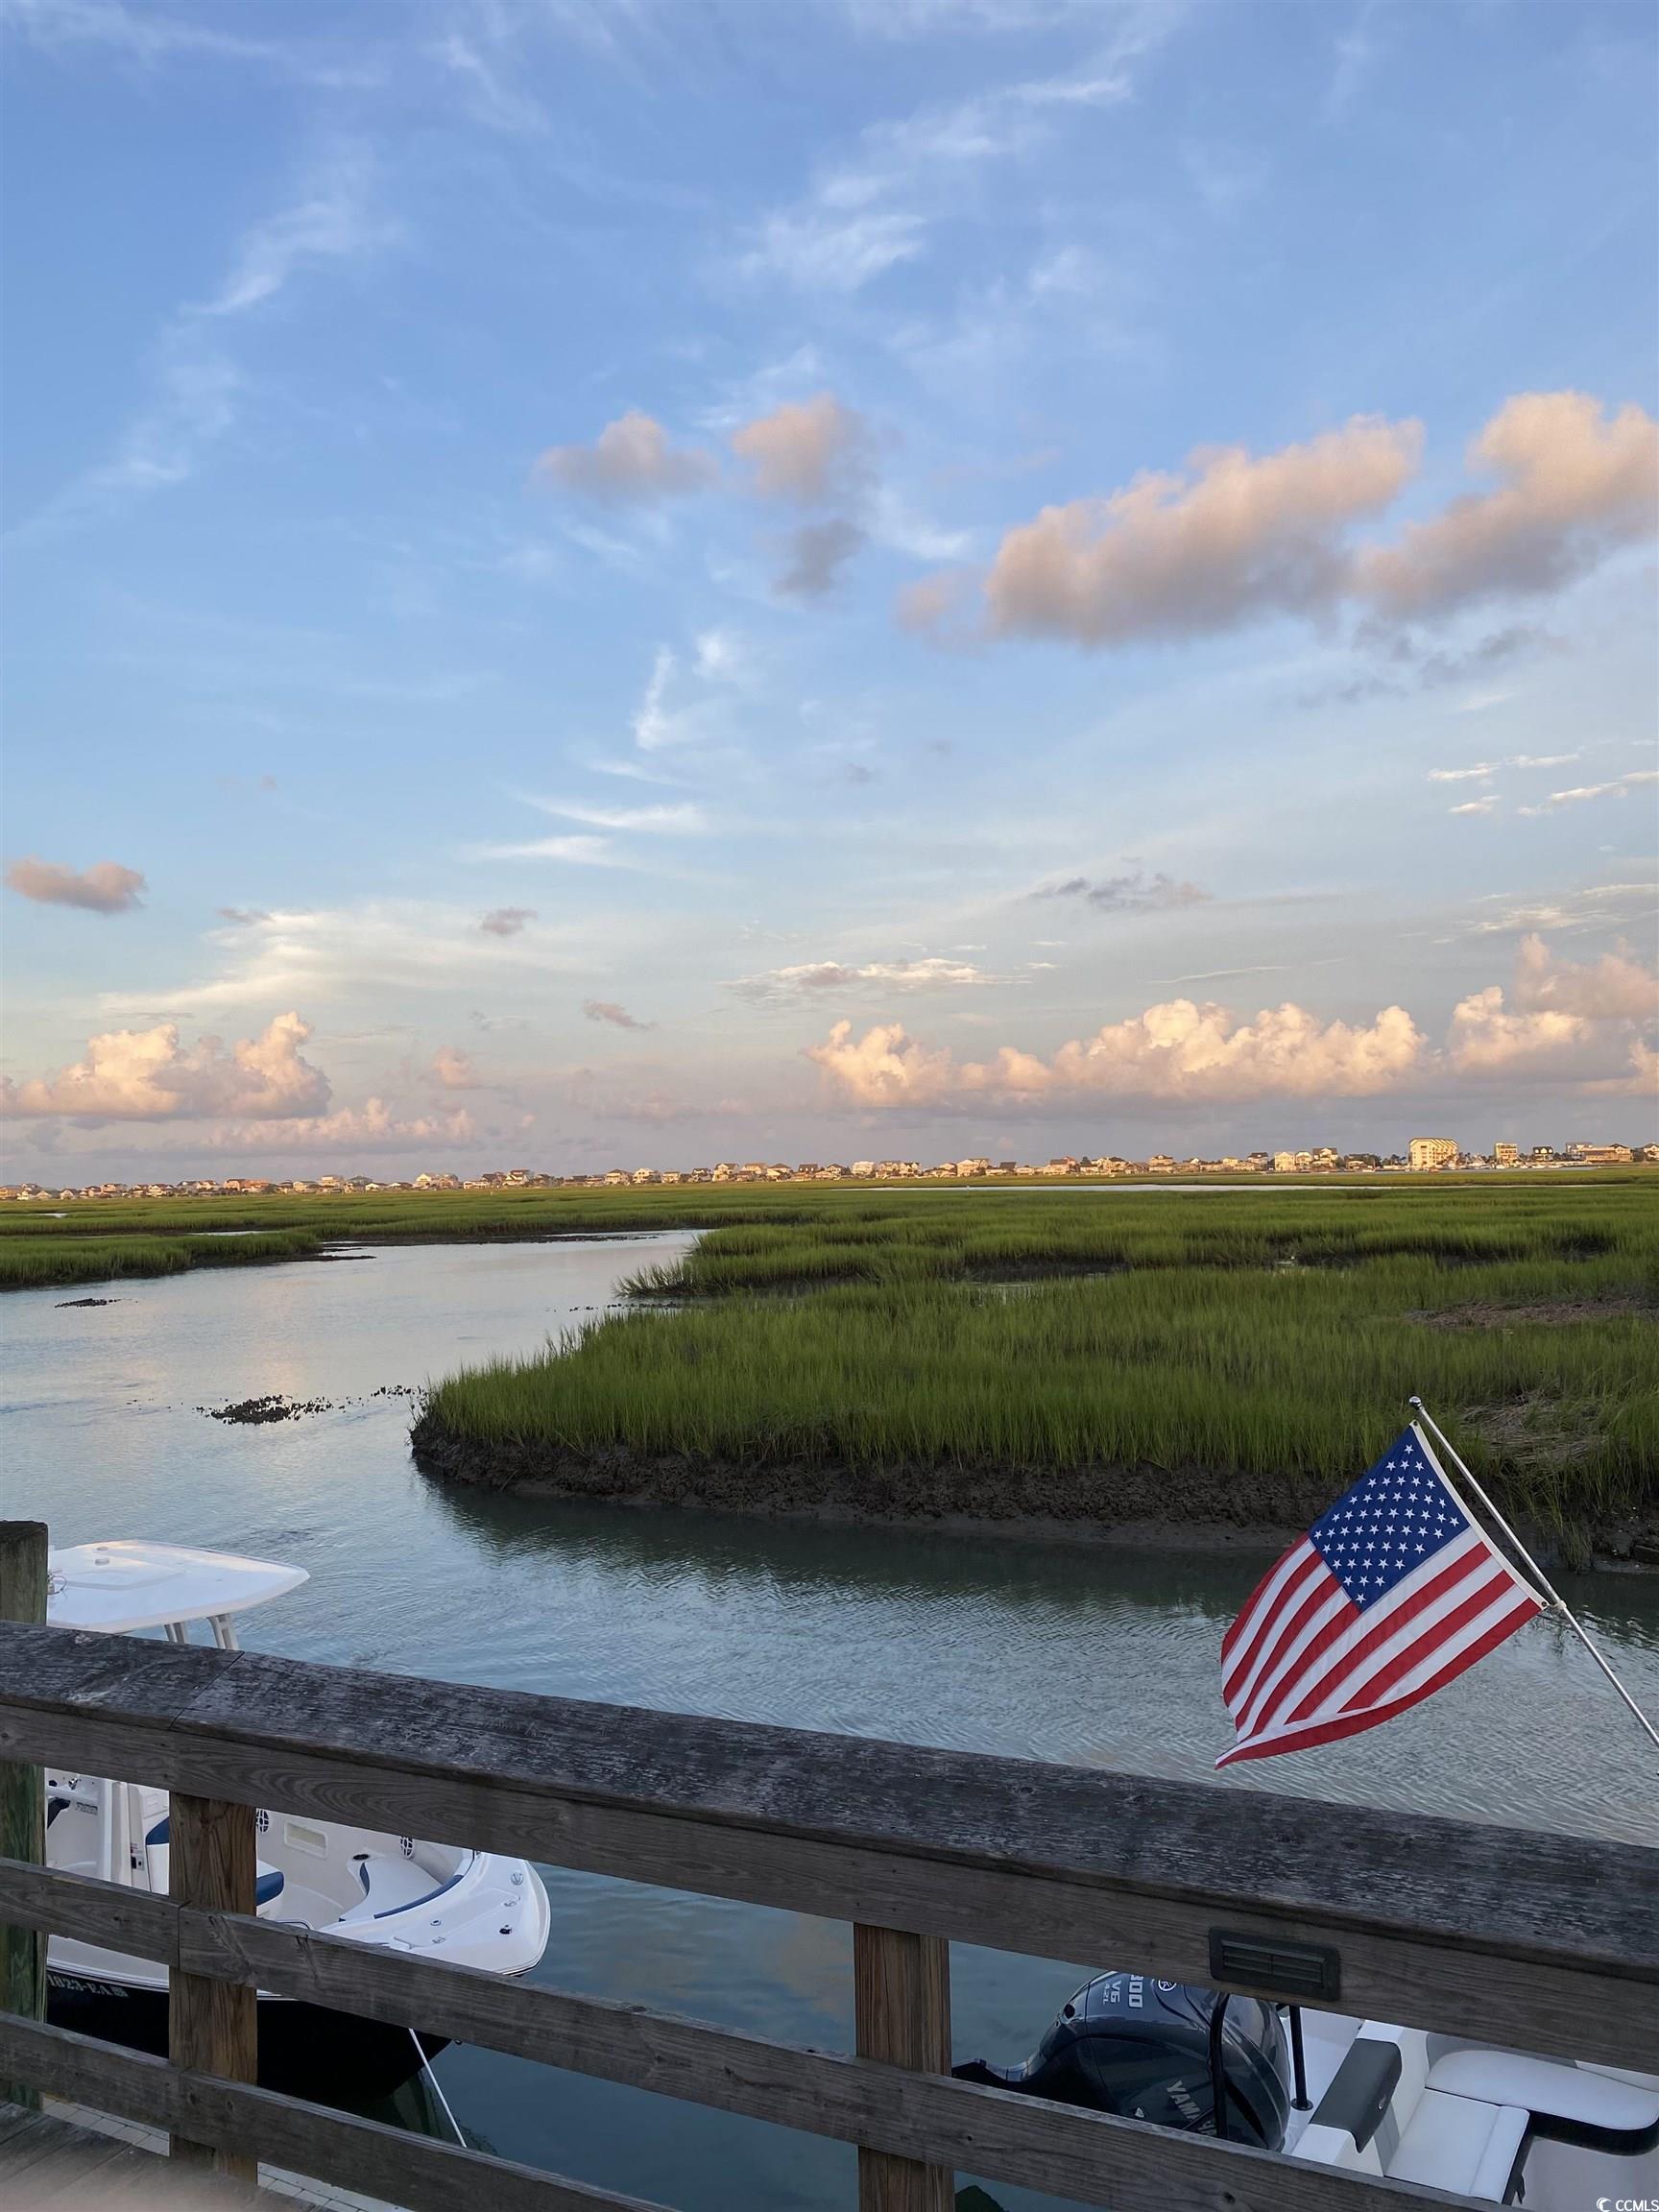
[953,1973,1290,2152]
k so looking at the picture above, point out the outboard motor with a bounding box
[954,1973,1290,2152]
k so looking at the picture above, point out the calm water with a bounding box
[3,1238,1655,2211]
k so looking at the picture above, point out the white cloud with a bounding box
[471,834,622,865]
[527,798,710,834]
[808,997,1428,1106]
[1449,797,1497,817]
[99,901,583,1017]
[1516,770,1658,816]
[13,147,392,536]
[5,857,146,913]
[532,412,716,500]
[738,39,1159,293]
[729,956,1001,1005]
[1513,932,1656,1022]
[429,1046,480,1090]
[805,933,1657,1109]
[4,1012,330,1121]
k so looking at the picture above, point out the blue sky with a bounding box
[3,0,1655,1178]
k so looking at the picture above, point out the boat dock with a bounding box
[1,1569,1654,2210]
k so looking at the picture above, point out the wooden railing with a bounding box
[0,1615,1653,2212]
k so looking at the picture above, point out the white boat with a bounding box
[956,1970,1659,2206]
[44,1540,552,2100]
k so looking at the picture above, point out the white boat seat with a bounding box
[1386,2089,1528,2200]
[1428,2051,1659,2149]
[334,1851,462,1924]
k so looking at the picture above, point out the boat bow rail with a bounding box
[0,1617,1654,2212]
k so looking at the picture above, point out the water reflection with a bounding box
[3,1237,1655,2211]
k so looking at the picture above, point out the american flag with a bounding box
[1217,1423,1546,1767]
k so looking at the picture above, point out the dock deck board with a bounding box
[0,2101,404,2211]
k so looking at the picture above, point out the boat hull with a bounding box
[47,1969,446,2103]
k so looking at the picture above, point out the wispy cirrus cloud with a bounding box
[738,33,1165,293]
[12,145,395,538]
[728,955,1003,1006]
[1516,769,1657,816]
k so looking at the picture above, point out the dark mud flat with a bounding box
[409,1418,1659,1568]
[410,1417,1324,1548]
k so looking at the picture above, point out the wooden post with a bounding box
[0,1521,48,2111]
[854,1924,952,2212]
[168,1792,257,2179]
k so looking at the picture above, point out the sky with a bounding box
[2,0,1656,1181]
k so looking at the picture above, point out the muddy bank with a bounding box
[409,1414,1658,1568]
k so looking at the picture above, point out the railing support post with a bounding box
[854,1924,952,2212]
[168,1791,257,2179]
[0,1520,48,2112]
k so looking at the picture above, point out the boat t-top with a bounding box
[44,1539,552,2100]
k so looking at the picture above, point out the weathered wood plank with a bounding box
[1,1625,1649,2071]
[0,2008,1480,2212]
[854,1925,952,2212]
[0,2015,676,2212]
[0,1524,48,2112]
[0,1874,1479,2210]
[168,1793,257,2180]
[0,1858,179,1965]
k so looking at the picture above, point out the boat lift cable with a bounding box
[1409,1395,1659,1757]
[409,2032,466,2149]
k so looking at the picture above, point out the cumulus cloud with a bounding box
[480,906,536,936]
[729,955,998,1006]
[6,857,147,913]
[1354,393,1659,620]
[583,998,654,1031]
[1032,870,1209,913]
[532,411,716,500]
[429,1046,479,1089]
[4,1012,330,1121]
[1449,797,1498,817]
[805,934,1654,1110]
[733,393,869,504]
[204,1099,477,1155]
[924,392,1656,654]
[1443,990,1600,1077]
[1513,932,1656,1022]
[808,998,1426,1107]
[776,517,867,598]
[982,416,1422,646]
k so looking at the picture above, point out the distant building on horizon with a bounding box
[1408,1137,1459,1171]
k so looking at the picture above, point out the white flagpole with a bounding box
[1408,1395,1659,1757]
